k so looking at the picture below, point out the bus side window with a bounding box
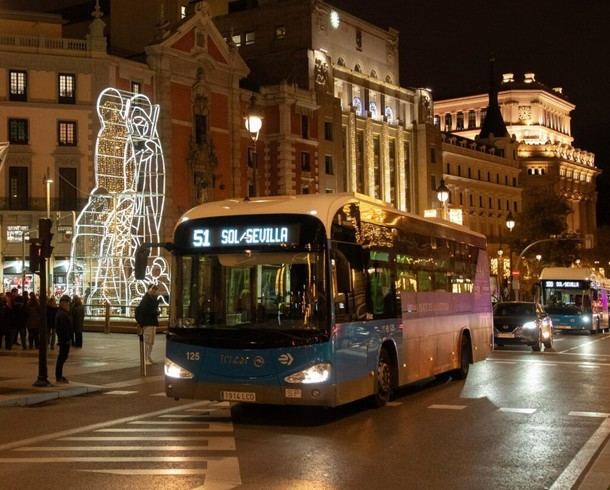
[333,243,367,322]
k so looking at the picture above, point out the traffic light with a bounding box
[39,218,54,258]
[29,239,41,273]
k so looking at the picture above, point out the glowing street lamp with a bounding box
[505,211,515,232]
[436,178,449,219]
[45,170,53,219]
[244,95,263,199]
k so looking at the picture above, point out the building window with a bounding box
[433,115,440,127]
[468,168,472,178]
[479,108,487,127]
[355,28,362,50]
[513,177,517,186]
[301,114,309,139]
[9,166,28,210]
[131,81,141,94]
[275,25,286,39]
[456,112,464,130]
[446,163,451,174]
[457,165,462,177]
[245,31,255,45]
[324,121,333,141]
[469,195,473,206]
[325,155,334,175]
[58,121,77,146]
[8,118,28,144]
[58,73,76,104]
[373,135,381,199]
[430,147,437,163]
[195,114,207,144]
[468,110,476,129]
[478,170,481,180]
[231,34,241,47]
[325,188,333,193]
[301,152,311,172]
[479,196,483,208]
[302,185,310,194]
[444,113,452,131]
[59,167,77,211]
[489,197,493,209]
[356,131,364,193]
[9,70,27,101]
[180,5,187,19]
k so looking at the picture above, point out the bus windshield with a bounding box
[172,249,328,331]
[542,287,591,314]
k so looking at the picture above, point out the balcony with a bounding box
[0,34,89,57]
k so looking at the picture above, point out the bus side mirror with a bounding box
[134,245,149,280]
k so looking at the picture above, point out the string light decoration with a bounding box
[67,88,170,309]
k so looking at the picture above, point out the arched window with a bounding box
[354,64,362,73]
[370,69,378,79]
[444,113,452,131]
[456,112,464,130]
[369,101,378,118]
[433,115,440,127]
[352,96,363,116]
[337,57,345,67]
[385,74,393,83]
[384,106,394,123]
[468,110,476,129]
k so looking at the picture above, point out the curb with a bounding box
[0,385,102,407]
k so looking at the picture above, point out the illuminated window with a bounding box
[8,118,28,144]
[468,110,476,129]
[58,121,77,146]
[180,5,187,18]
[444,113,452,131]
[58,73,76,104]
[245,31,255,45]
[369,101,378,118]
[479,108,487,127]
[433,115,440,127]
[385,106,394,123]
[131,81,141,94]
[352,96,363,115]
[456,112,464,130]
[9,70,27,101]
[231,34,241,47]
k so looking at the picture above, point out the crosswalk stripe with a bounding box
[77,469,207,475]
[129,421,233,431]
[14,446,225,452]
[569,411,610,418]
[150,392,166,397]
[104,390,138,395]
[61,436,211,441]
[428,404,467,410]
[0,456,208,463]
[96,428,228,433]
[498,408,537,414]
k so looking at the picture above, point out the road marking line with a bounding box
[0,401,212,452]
[550,418,610,489]
[104,390,138,395]
[0,456,209,463]
[102,375,164,389]
[386,402,402,407]
[579,364,600,369]
[158,414,218,418]
[61,436,212,441]
[96,428,229,433]
[14,446,228,452]
[488,358,610,368]
[498,408,536,414]
[534,363,557,366]
[150,392,166,397]
[129,421,233,431]
[569,411,610,418]
[557,335,610,354]
[489,361,517,364]
[428,404,467,410]
[55,437,236,450]
[78,469,207,475]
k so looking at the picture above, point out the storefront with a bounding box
[2,257,34,293]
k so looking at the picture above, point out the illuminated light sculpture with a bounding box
[67,88,170,309]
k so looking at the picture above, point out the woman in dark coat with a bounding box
[47,296,58,350]
[25,292,40,349]
[71,295,85,348]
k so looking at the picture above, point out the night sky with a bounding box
[331,0,610,225]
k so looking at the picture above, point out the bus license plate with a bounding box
[221,391,256,402]
[496,332,515,339]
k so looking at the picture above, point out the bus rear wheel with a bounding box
[453,335,471,380]
[371,348,393,408]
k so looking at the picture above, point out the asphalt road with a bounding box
[1,332,610,489]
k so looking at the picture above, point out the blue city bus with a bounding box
[162,193,492,407]
[539,267,609,334]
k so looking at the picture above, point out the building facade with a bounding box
[433,72,599,247]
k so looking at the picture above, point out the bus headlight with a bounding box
[582,315,591,323]
[522,321,537,330]
[284,363,331,384]
[164,358,194,379]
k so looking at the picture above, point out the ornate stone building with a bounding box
[434,71,599,248]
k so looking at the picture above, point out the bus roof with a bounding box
[176,192,485,243]
[540,267,603,282]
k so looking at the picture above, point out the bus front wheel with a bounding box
[371,348,393,408]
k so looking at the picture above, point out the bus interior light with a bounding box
[165,358,194,379]
[284,363,331,384]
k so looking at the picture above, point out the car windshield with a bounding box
[494,303,536,317]
[171,250,328,331]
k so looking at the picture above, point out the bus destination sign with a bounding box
[544,280,585,289]
[191,224,299,248]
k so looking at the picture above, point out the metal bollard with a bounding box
[104,301,111,334]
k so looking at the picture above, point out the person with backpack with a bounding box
[55,295,74,383]
[136,284,160,365]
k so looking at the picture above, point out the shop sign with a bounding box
[6,225,30,242]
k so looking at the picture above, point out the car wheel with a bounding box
[371,348,393,408]
[532,332,542,352]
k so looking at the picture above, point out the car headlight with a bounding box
[581,315,591,323]
[522,321,537,330]
[164,358,194,379]
[284,363,331,384]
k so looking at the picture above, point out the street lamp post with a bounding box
[45,170,53,219]
[505,211,515,298]
[436,178,449,220]
[244,95,263,199]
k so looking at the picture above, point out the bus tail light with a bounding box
[284,363,331,384]
[165,358,194,379]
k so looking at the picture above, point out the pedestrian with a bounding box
[135,283,160,365]
[71,295,85,348]
[11,288,27,349]
[55,294,73,384]
[25,292,41,349]
[0,293,9,350]
[47,296,58,350]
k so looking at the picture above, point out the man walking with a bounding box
[136,284,159,365]
[55,295,73,384]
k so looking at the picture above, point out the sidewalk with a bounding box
[0,331,165,407]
